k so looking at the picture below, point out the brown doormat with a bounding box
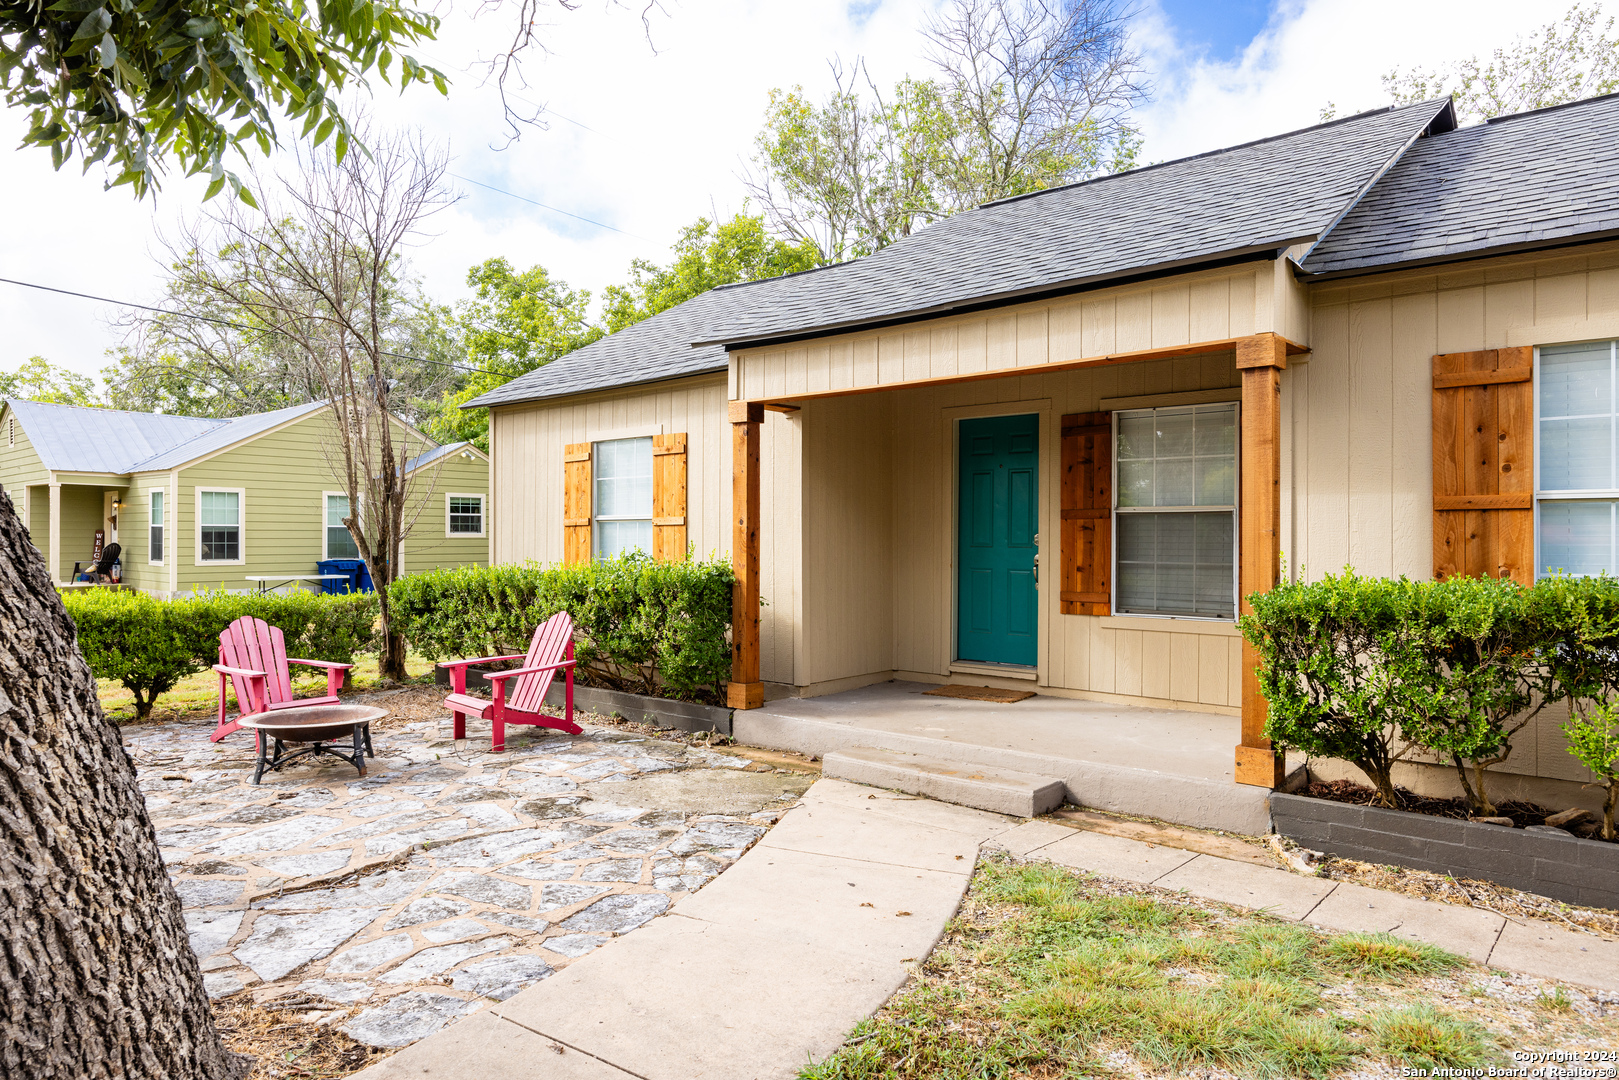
[923,684,1036,704]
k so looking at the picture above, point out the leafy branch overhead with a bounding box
[0,0,448,197]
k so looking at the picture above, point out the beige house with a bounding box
[468,94,1619,807]
[0,399,491,595]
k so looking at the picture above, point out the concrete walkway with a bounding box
[995,818,1619,992]
[357,780,1618,1080]
[353,779,1020,1079]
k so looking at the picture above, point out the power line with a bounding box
[450,173,649,240]
[0,275,506,377]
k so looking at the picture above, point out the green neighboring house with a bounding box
[0,398,490,594]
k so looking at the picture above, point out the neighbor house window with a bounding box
[1113,403,1238,619]
[325,493,359,559]
[149,490,164,564]
[593,437,653,558]
[448,494,484,536]
[1537,339,1619,576]
[199,489,242,562]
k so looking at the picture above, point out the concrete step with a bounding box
[823,747,1065,818]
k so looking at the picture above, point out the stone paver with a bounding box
[128,692,813,1050]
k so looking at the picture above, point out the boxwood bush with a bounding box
[62,589,378,719]
[388,553,736,704]
[1240,570,1619,816]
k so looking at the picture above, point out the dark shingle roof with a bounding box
[464,288,738,409]
[468,99,1453,409]
[693,98,1452,347]
[1302,93,1619,277]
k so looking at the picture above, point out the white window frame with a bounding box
[195,487,246,566]
[1110,403,1240,622]
[445,492,486,539]
[592,437,654,559]
[322,490,361,561]
[148,489,164,566]
[1533,339,1619,579]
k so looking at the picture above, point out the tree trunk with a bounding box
[1604,780,1617,843]
[1356,755,1403,809]
[0,489,243,1080]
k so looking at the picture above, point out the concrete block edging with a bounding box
[1270,791,1619,910]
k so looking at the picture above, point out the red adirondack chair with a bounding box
[440,611,581,752]
[211,616,355,743]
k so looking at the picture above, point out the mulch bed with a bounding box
[214,994,394,1080]
[1301,778,1611,842]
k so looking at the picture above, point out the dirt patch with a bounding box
[215,993,393,1079]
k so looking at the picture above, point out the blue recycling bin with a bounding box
[316,559,374,595]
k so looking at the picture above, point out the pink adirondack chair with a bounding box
[439,611,581,752]
[211,616,355,743]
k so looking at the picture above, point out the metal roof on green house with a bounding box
[3,398,328,474]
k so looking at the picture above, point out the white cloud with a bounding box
[0,0,1602,385]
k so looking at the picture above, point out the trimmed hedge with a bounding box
[388,553,735,703]
[63,589,378,719]
[1240,570,1619,822]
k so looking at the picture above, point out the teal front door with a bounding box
[957,414,1039,666]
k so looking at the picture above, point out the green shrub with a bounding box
[1238,571,1550,811]
[389,552,736,702]
[62,588,378,719]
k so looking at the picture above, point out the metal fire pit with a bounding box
[238,704,386,784]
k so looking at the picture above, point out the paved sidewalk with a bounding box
[994,819,1619,992]
[353,779,1020,1079]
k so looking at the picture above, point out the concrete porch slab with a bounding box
[737,681,1272,833]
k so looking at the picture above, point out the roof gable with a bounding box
[129,400,328,472]
[1302,93,1619,277]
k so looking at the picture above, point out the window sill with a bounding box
[1097,615,1240,637]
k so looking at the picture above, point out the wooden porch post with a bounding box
[1235,334,1287,788]
[48,481,61,585]
[728,401,764,710]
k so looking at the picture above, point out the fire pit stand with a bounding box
[238,705,388,785]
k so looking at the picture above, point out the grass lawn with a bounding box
[806,855,1614,1079]
[98,650,439,726]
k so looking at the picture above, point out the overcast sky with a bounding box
[0,0,1588,384]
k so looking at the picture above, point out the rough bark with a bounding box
[0,489,243,1080]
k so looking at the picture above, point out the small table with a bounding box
[245,574,353,595]
[238,704,386,784]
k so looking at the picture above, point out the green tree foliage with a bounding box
[1384,3,1619,123]
[0,355,99,405]
[748,0,1147,262]
[1529,573,1619,839]
[388,552,736,702]
[0,0,447,199]
[601,211,820,334]
[422,257,601,451]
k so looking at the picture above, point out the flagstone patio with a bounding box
[126,687,814,1050]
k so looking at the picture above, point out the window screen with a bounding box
[594,437,653,559]
[1114,403,1237,618]
[149,490,164,564]
[449,496,483,535]
[200,491,240,562]
[326,494,359,559]
[1538,340,1619,577]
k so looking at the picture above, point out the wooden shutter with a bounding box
[563,442,592,564]
[1432,347,1534,585]
[1060,411,1112,615]
[652,433,688,562]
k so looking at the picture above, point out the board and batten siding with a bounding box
[788,353,1246,712]
[488,374,804,687]
[1293,239,1619,784]
[731,257,1307,403]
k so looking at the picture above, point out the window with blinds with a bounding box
[149,490,164,564]
[594,437,654,559]
[1113,403,1238,619]
[1538,339,1619,577]
[326,494,359,559]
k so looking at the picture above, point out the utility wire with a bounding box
[0,275,509,377]
[449,173,649,240]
